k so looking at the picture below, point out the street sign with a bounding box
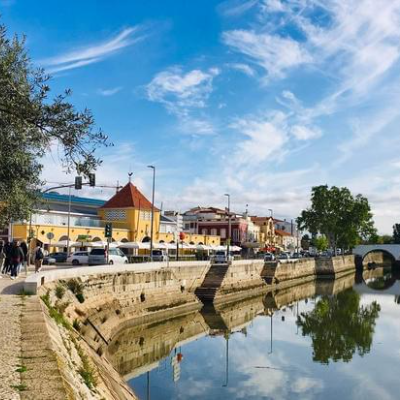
[46,232,54,240]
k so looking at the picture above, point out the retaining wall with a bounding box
[261,255,355,290]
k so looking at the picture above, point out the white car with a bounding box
[151,249,168,262]
[214,250,234,264]
[88,248,129,265]
[67,251,89,266]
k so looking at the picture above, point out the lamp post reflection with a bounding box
[146,371,150,400]
[223,332,230,387]
[269,313,274,354]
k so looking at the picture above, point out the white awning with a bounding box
[50,240,79,248]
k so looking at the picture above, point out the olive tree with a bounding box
[0,22,110,227]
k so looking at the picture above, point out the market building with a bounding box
[12,182,220,253]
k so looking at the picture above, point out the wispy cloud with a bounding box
[42,27,145,73]
[227,62,256,76]
[218,0,258,17]
[146,66,219,135]
[97,87,122,96]
[222,29,311,79]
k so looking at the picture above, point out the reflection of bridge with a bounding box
[353,244,400,260]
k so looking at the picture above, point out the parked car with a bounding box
[264,252,276,261]
[67,251,90,266]
[214,250,233,264]
[291,252,303,259]
[43,256,56,265]
[48,252,68,263]
[88,248,128,265]
[151,249,168,262]
[277,253,290,261]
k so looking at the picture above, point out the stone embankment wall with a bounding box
[26,255,357,400]
[195,260,267,304]
[261,255,355,290]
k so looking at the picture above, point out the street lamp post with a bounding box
[224,194,231,263]
[66,186,72,257]
[148,165,156,261]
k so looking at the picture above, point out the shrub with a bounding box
[55,285,65,299]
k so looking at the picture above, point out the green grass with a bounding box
[72,319,81,332]
[55,285,65,299]
[11,384,27,392]
[71,337,97,389]
[40,291,71,330]
[15,365,27,373]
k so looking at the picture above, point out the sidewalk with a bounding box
[0,266,68,399]
[0,273,25,400]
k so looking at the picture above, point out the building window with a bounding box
[233,229,239,241]
[105,210,126,221]
[220,228,226,239]
[211,228,217,236]
[140,210,151,220]
[202,228,208,235]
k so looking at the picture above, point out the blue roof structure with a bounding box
[42,192,106,207]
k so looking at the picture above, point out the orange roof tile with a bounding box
[275,229,292,237]
[100,182,157,210]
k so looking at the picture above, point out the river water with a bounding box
[107,267,400,400]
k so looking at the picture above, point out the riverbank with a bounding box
[16,255,356,399]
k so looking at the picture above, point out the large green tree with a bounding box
[297,289,380,364]
[296,185,376,250]
[0,22,110,227]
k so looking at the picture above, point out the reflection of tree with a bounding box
[297,289,380,364]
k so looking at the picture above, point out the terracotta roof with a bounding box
[275,229,293,237]
[251,216,273,222]
[100,182,157,210]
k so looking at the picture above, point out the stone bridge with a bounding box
[353,244,400,261]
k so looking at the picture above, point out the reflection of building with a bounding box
[12,181,220,252]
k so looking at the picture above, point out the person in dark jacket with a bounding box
[10,241,24,280]
[0,241,4,278]
[2,240,12,274]
[20,241,28,274]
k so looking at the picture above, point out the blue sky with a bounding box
[3,0,400,233]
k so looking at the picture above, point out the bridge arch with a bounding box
[353,244,400,261]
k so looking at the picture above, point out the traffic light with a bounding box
[105,223,113,238]
[75,176,82,190]
[89,173,96,187]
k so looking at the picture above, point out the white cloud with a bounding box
[146,67,219,110]
[291,376,324,394]
[261,0,288,13]
[218,0,258,17]
[228,62,256,76]
[42,27,145,73]
[231,111,288,165]
[222,29,311,79]
[291,125,321,141]
[146,67,219,135]
[97,87,122,96]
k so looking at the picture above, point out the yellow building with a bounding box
[251,216,276,247]
[12,181,220,252]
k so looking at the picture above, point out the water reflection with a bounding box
[106,268,400,400]
[296,288,381,364]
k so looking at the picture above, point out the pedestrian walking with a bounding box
[0,241,4,278]
[2,239,12,275]
[34,243,44,273]
[20,240,28,275]
[10,241,24,280]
